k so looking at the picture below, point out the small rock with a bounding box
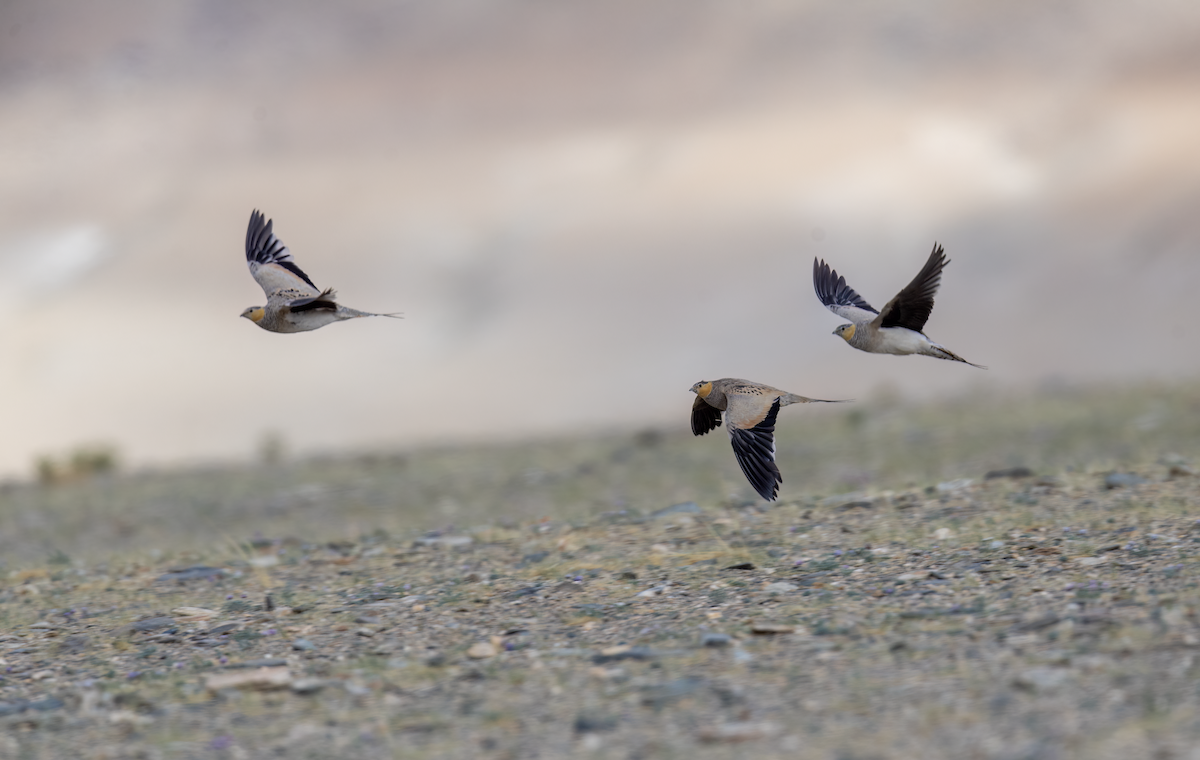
[932,528,954,540]
[343,681,371,697]
[292,639,316,651]
[28,622,57,630]
[988,540,1005,550]
[762,582,798,594]
[1105,472,1147,489]
[467,641,497,659]
[984,467,1033,480]
[1014,667,1069,693]
[641,677,704,708]
[108,709,154,727]
[1168,463,1196,479]
[172,607,218,619]
[354,628,375,638]
[936,479,974,493]
[650,502,702,519]
[354,615,382,625]
[573,713,619,733]
[290,678,328,695]
[592,646,661,664]
[697,721,780,743]
[750,623,796,635]
[701,633,734,648]
[229,658,288,669]
[724,562,756,571]
[1075,556,1106,567]
[247,555,279,568]
[205,666,291,691]
[127,617,175,634]
[156,566,228,582]
[415,535,473,548]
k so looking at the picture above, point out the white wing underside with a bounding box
[826,303,879,325]
[250,259,320,299]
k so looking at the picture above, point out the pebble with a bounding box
[414,535,473,548]
[467,641,498,659]
[1168,463,1195,478]
[701,633,734,648]
[641,677,704,708]
[1013,667,1070,693]
[936,479,974,493]
[172,607,218,619]
[247,555,279,568]
[1105,472,1148,489]
[292,638,316,651]
[156,566,228,582]
[750,623,796,635]
[697,721,780,743]
[229,658,288,669]
[762,582,798,594]
[127,616,175,633]
[650,502,702,519]
[984,467,1034,480]
[205,666,292,691]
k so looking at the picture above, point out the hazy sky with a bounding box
[1,1,1198,477]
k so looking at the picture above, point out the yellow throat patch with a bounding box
[696,381,713,399]
[839,324,856,342]
[247,307,266,323]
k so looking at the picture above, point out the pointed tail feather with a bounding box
[780,394,853,406]
[931,345,986,369]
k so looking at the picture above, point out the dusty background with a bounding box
[1,0,1199,477]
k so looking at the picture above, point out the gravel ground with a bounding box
[1,384,1199,759]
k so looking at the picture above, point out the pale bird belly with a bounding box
[871,327,931,355]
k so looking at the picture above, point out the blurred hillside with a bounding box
[1,0,1198,476]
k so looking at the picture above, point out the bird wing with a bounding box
[245,210,321,298]
[725,393,783,501]
[691,395,723,436]
[813,258,879,324]
[288,288,340,313]
[875,243,947,333]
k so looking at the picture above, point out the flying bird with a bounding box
[813,244,983,367]
[690,378,844,502]
[241,210,401,333]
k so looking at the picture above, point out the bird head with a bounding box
[689,381,713,398]
[241,306,266,323]
[833,323,856,342]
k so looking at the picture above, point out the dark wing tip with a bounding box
[691,397,722,437]
[728,398,782,501]
[813,257,877,314]
[879,242,949,331]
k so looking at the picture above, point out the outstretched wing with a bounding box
[245,210,320,298]
[691,395,722,436]
[876,243,946,333]
[725,394,783,502]
[813,258,879,324]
